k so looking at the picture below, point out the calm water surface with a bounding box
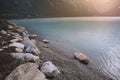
[10,17,120,80]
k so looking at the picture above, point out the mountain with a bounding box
[0,0,120,19]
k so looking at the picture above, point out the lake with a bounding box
[9,17,120,80]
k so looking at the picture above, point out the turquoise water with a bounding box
[10,17,120,80]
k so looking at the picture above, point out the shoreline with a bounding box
[0,20,113,80]
[35,36,113,80]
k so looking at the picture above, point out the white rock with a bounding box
[9,42,24,49]
[8,25,14,29]
[10,53,40,62]
[74,52,89,64]
[41,61,60,78]
[1,30,7,34]
[8,31,22,38]
[5,63,47,80]
[11,32,21,38]
[10,38,22,43]
[7,34,11,36]
[0,49,3,51]
[15,48,23,53]
[42,39,50,43]
[22,34,40,55]
[2,46,8,49]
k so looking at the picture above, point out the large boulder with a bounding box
[22,34,40,55]
[5,63,47,80]
[10,53,40,62]
[9,42,24,49]
[74,52,90,65]
[41,61,60,78]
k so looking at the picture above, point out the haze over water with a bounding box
[10,17,120,80]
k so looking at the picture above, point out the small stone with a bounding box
[42,39,50,43]
[1,30,7,34]
[42,45,48,48]
[8,25,14,29]
[11,32,21,38]
[15,48,23,53]
[7,34,11,36]
[10,38,22,43]
[2,46,8,49]
[0,49,3,51]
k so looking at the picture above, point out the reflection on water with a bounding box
[10,17,120,80]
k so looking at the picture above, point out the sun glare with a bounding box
[87,0,119,13]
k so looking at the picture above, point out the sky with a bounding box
[89,0,120,15]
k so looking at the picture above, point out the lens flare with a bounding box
[91,0,119,13]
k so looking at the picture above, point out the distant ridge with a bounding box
[0,0,120,19]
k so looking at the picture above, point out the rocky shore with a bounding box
[0,19,113,80]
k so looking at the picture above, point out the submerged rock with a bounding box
[5,63,47,80]
[74,52,89,65]
[42,45,48,48]
[9,42,24,49]
[42,39,50,43]
[10,53,40,62]
[41,61,60,78]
